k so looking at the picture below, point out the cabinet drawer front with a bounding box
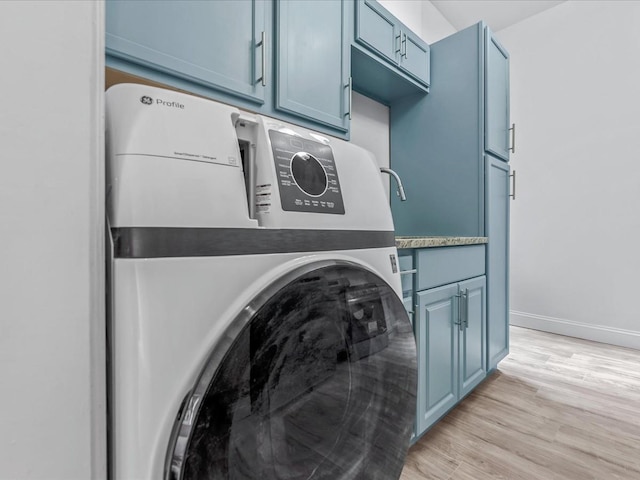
[416,245,485,290]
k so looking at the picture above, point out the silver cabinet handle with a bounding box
[463,288,469,329]
[396,34,402,54]
[460,290,466,331]
[258,31,266,87]
[510,170,516,200]
[509,123,516,153]
[454,293,463,330]
[402,33,408,59]
[344,76,352,120]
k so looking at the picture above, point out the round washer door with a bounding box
[166,262,417,480]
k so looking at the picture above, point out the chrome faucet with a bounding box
[380,167,407,201]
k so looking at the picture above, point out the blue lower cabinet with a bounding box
[458,276,487,397]
[416,283,459,436]
[414,275,487,440]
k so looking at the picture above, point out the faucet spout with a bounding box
[380,167,407,201]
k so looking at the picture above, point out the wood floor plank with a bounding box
[399,442,459,480]
[400,326,640,480]
[448,461,502,480]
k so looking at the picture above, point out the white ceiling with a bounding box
[431,0,566,32]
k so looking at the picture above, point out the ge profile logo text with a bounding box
[138,95,186,109]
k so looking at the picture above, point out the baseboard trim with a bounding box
[510,310,640,351]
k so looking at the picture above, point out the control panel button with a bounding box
[290,152,327,196]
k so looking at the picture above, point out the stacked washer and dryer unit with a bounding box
[106,84,416,480]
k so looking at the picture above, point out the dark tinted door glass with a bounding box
[168,264,417,480]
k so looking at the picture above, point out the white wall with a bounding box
[0,1,106,478]
[419,1,458,44]
[351,92,391,197]
[379,0,456,44]
[498,0,640,349]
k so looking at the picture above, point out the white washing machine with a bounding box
[106,84,416,480]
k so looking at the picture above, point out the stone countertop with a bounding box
[395,236,488,249]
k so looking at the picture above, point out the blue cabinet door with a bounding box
[416,284,459,436]
[486,156,510,370]
[106,0,266,104]
[355,0,398,64]
[485,28,510,161]
[458,276,487,397]
[276,0,349,131]
[398,30,431,86]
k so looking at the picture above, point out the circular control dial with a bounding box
[290,152,328,197]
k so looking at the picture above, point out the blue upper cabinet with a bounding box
[399,31,431,84]
[352,0,430,104]
[275,0,349,132]
[485,29,511,162]
[106,0,350,137]
[106,0,266,105]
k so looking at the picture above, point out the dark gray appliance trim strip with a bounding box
[111,227,396,258]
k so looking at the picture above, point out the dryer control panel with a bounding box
[269,130,345,214]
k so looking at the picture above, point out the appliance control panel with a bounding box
[269,130,345,214]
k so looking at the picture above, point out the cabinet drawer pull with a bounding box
[344,76,352,120]
[396,34,402,54]
[458,291,465,331]
[400,269,417,275]
[509,123,516,153]
[509,170,516,200]
[463,288,469,329]
[258,31,267,87]
[402,33,408,59]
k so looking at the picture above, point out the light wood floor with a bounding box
[400,326,640,480]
